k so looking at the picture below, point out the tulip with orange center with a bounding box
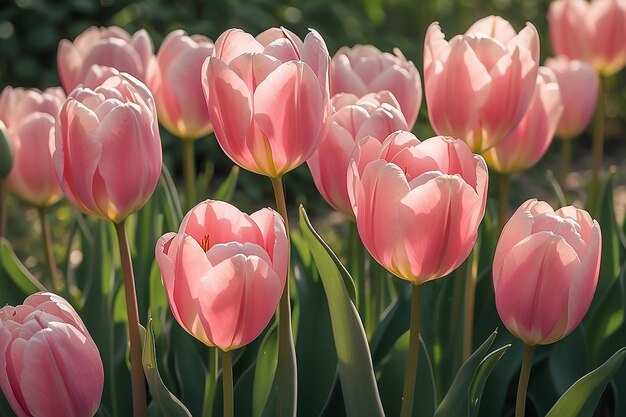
[0,292,104,417]
[307,91,408,217]
[330,44,422,129]
[57,26,156,93]
[201,27,331,179]
[424,16,540,153]
[156,200,288,350]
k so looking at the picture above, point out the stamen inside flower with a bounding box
[199,234,211,252]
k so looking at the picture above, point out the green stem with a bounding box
[498,174,510,232]
[558,139,572,192]
[222,350,234,417]
[462,242,480,359]
[0,179,5,238]
[183,139,196,211]
[39,207,63,292]
[399,284,423,417]
[202,347,219,417]
[589,76,606,215]
[515,344,536,417]
[347,222,362,312]
[269,176,297,417]
[114,220,147,417]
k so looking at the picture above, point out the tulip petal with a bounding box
[213,29,264,63]
[249,208,288,284]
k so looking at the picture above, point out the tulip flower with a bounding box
[307,91,408,217]
[548,0,626,76]
[0,292,104,417]
[348,131,488,284]
[330,44,422,128]
[202,27,331,178]
[152,30,214,140]
[545,57,599,139]
[0,87,65,207]
[483,67,563,175]
[156,199,287,350]
[58,26,156,93]
[53,73,162,224]
[494,199,601,345]
[424,16,540,152]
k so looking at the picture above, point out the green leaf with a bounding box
[252,322,278,417]
[214,165,240,202]
[469,344,511,417]
[141,319,193,417]
[0,237,46,295]
[545,347,626,417]
[433,330,498,417]
[299,206,384,417]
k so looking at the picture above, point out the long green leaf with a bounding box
[0,237,46,294]
[252,323,278,417]
[469,344,511,417]
[214,165,240,202]
[433,330,498,417]
[141,319,193,417]
[299,206,384,417]
[545,347,626,417]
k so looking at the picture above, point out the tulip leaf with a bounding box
[159,165,183,229]
[141,319,193,417]
[545,347,626,417]
[433,330,498,417]
[0,237,46,295]
[469,343,511,417]
[252,322,278,417]
[299,205,384,417]
[214,165,240,202]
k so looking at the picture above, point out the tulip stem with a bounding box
[202,347,219,417]
[222,350,234,417]
[515,344,536,417]
[348,222,368,329]
[462,241,480,359]
[39,207,63,292]
[400,283,423,417]
[498,174,510,232]
[269,176,297,417]
[114,220,147,417]
[0,179,6,238]
[559,139,572,191]
[589,76,606,215]
[183,139,196,210]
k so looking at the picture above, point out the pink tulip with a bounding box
[548,0,626,76]
[152,30,214,139]
[348,131,488,284]
[58,26,156,93]
[0,87,65,207]
[0,292,104,417]
[330,44,422,128]
[307,91,408,217]
[53,73,162,223]
[545,56,599,138]
[202,27,330,178]
[483,67,563,174]
[156,200,288,351]
[493,199,601,345]
[424,16,540,152]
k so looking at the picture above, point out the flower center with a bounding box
[199,234,211,252]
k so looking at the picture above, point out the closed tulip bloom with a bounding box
[0,292,104,417]
[202,27,330,178]
[545,56,599,139]
[307,91,408,217]
[483,67,564,174]
[0,87,65,207]
[152,30,214,139]
[156,200,288,351]
[53,73,162,223]
[493,200,601,345]
[424,16,540,152]
[330,45,422,128]
[548,0,626,76]
[58,26,156,93]
[348,131,488,284]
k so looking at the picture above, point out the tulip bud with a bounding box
[493,199,601,345]
[0,292,104,417]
